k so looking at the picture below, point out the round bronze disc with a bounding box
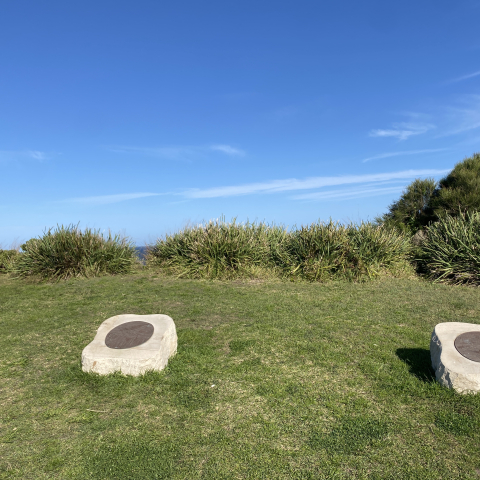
[105,321,154,349]
[454,331,480,363]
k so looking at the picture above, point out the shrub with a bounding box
[419,211,480,284]
[377,153,480,233]
[282,221,349,281]
[147,218,287,279]
[346,222,414,277]
[0,249,20,273]
[148,218,413,282]
[376,178,437,234]
[283,221,412,281]
[14,224,138,280]
[429,153,480,218]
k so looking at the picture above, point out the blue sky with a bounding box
[1,0,480,246]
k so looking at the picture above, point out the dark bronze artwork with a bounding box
[105,321,154,349]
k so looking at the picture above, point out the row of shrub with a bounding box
[2,212,480,284]
[146,218,414,281]
[147,213,480,284]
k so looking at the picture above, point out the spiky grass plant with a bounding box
[0,249,20,273]
[148,218,413,282]
[419,211,480,284]
[14,224,138,280]
[345,222,414,278]
[282,221,349,281]
[147,218,287,279]
[283,221,413,281]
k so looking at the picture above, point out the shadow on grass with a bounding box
[396,348,435,383]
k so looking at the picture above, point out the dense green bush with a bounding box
[376,178,437,234]
[14,225,138,280]
[148,218,413,281]
[418,211,480,285]
[282,221,347,281]
[0,249,20,273]
[429,153,480,218]
[147,218,287,279]
[346,222,414,277]
[377,153,480,233]
[283,221,413,281]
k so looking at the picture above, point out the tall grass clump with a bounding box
[419,211,480,285]
[147,218,288,279]
[283,221,413,281]
[0,249,20,273]
[346,222,414,277]
[281,221,348,281]
[148,218,413,281]
[14,224,138,280]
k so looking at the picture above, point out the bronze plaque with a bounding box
[105,321,154,349]
[454,331,480,363]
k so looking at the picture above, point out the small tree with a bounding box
[377,178,437,234]
[428,153,480,217]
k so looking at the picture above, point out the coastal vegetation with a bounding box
[12,224,138,280]
[147,219,414,281]
[1,154,480,478]
[377,153,480,234]
[0,249,19,273]
[1,154,479,285]
[418,211,480,285]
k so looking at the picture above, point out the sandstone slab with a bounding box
[82,314,177,376]
[430,322,480,394]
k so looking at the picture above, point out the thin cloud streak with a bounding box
[292,185,405,201]
[369,122,435,140]
[183,169,449,199]
[448,70,480,83]
[436,95,480,137]
[108,144,246,159]
[210,144,245,156]
[27,150,47,160]
[107,146,199,159]
[0,150,48,161]
[362,148,447,163]
[66,193,162,206]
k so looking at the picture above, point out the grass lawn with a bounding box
[1,273,480,479]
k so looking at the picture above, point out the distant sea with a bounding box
[135,246,149,260]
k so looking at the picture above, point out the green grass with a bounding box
[1,273,480,479]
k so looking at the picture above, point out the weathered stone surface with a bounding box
[430,322,480,394]
[82,314,177,376]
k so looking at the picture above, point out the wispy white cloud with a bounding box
[369,122,435,140]
[440,94,480,136]
[108,144,246,159]
[209,144,245,156]
[0,150,48,162]
[362,148,447,163]
[447,70,480,84]
[107,146,199,159]
[378,96,480,140]
[183,169,449,199]
[65,193,161,206]
[292,185,405,201]
[27,150,47,160]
